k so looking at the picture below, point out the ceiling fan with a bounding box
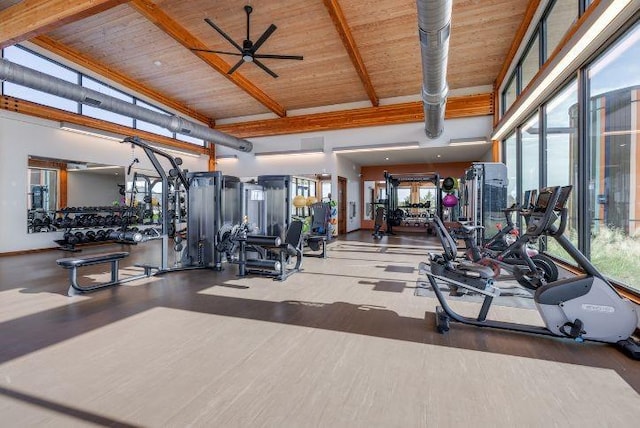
[192,5,303,78]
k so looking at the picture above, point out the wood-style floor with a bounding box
[0,231,638,427]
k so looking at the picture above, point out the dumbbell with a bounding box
[64,232,79,245]
[85,230,97,241]
[96,215,106,226]
[173,233,184,252]
[108,230,143,243]
[75,231,87,243]
[96,229,107,241]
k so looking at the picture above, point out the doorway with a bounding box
[338,176,347,235]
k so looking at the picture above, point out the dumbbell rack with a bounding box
[28,208,57,233]
[53,206,147,252]
[398,203,435,228]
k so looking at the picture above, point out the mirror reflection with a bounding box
[27,155,125,233]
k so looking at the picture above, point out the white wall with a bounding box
[0,110,208,252]
[215,116,492,234]
[67,171,123,207]
[335,154,361,233]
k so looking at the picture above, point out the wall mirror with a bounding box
[363,180,386,221]
[27,155,125,233]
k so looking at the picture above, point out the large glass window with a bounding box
[176,133,205,146]
[521,113,540,194]
[135,100,173,137]
[3,46,78,112]
[587,22,640,291]
[521,34,540,91]
[504,133,518,207]
[81,76,133,126]
[2,45,205,147]
[544,0,579,60]
[503,73,517,114]
[545,81,579,260]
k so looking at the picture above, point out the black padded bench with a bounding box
[56,251,143,295]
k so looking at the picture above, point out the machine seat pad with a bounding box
[57,252,129,268]
[307,235,327,242]
[282,244,299,257]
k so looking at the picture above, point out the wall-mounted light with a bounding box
[332,142,420,153]
[59,122,123,141]
[448,138,489,147]
[254,149,324,157]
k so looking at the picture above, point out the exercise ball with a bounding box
[306,196,318,206]
[442,193,458,208]
[293,195,307,208]
[442,177,458,192]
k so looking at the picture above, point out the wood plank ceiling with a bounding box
[2,0,530,134]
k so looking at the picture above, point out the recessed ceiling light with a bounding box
[385,157,389,160]
[436,154,441,158]
[153,60,163,66]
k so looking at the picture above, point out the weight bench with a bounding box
[56,251,154,296]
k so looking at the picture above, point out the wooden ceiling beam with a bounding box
[129,0,286,117]
[322,0,379,107]
[0,0,126,49]
[30,35,214,126]
[216,93,493,138]
[1,95,208,155]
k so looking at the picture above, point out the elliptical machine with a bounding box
[421,186,640,358]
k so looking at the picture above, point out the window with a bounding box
[2,45,205,147]
[3,46,78,112]
[135,100,173,137]
[521,34,540,91]
[502,73,518,114]
[545,80,579,260]
[321,182,332,199]
[503,133,518,207]
[521,113,540,194]
[586,22,640,291]
[544,0,579,60]
[176,133,205,146]
[81,76,133,126]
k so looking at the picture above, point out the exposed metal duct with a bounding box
[0,58,253,152]
[416,0,452,139]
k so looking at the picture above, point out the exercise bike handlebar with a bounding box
[550,207,569,237]
[526,186,563,236]
[494,186,561,261]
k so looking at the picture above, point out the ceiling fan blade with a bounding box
[204,18,243,52]
[251,24,277,53]
[253,59,278,78]
[191,48,243,56]
[254,54,304,60]
[227,59,245,75]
